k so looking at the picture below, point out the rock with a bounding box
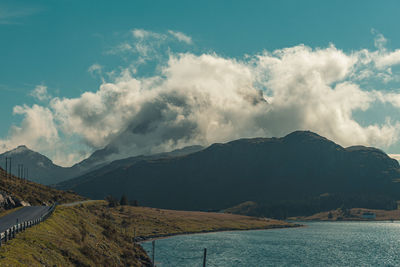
[0,191,31,210]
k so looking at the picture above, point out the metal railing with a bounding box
[0,203,57,246]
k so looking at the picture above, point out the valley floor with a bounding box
[0,201,297,266]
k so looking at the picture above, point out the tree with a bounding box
[120,195,128,206]
[131,200,139,207]
[105,195,119,207]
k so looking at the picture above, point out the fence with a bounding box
[0,203,57,246]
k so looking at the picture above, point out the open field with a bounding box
[0,201,297,266]
[290,208,400,221]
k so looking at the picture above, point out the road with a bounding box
[0,206,50,233]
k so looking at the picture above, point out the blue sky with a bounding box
[2,0,400,165]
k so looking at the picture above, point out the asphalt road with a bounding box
[0,206,50,233]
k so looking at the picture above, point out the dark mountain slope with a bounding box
[57,131,400,211]
[0,144,203,185]
[0,146,79,185]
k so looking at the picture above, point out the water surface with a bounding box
[142,221,400,266]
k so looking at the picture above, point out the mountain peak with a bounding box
[8,145,31,154]
[283,130,324,140]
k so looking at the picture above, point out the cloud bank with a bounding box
[2,30,400,166]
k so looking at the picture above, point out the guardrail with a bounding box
[0,203,57,246]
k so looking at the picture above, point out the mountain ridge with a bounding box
[56,130,400,215]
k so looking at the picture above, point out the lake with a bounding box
[142,221,400,266]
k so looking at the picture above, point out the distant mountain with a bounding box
[56,145,204,189]
[56,131,400,214]
[0,146,77,185]
[0,144,204,185]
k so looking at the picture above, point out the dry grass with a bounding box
[0,168,84,207]
[117,206,295,240]
[291,208,400,221]
[0,201,297,266]
[0,201,151,267]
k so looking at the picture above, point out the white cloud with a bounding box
[30,85,50,101]
[0,104,59,155]
[254,45,397,148]
[374,50,400,69]
[88,63,102,75]
[372,29,387,50]
[5,31,400,165]
[45,46,400,161]
[168,30,192,44]
[132,29,164,40]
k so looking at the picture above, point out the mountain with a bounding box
[0,146,78,185]
[0,144,204,185]
[56,145,204,189]
[56,131,400,214]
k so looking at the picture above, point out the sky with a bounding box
[2,0,400,166]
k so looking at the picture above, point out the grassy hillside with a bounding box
[0,168,84,207]
[291,207,400,221]
[0,201,296,266]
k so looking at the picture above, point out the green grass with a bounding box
[0,201,296,266]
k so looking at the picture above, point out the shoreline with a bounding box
[137,223,302,243]
[290,218,399,222]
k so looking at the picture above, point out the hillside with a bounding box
[290,207,400,221]
[0,167,84,208]
[57,131,400,216]
[0,201,295,266]
[0,146,80,185]
[0,144,204,185]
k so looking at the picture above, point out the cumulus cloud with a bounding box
[5,30,400,165]
[30,85,50,101]
[48,45,400,161]
[108,29,193,65]
[0,104,58,154]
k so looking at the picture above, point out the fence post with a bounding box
[203,248,207,267]
[152,240,155,267]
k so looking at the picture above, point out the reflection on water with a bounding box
[142,221,400,266]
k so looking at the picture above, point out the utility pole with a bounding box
[8,157,11,178]
[5,157,8,175]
